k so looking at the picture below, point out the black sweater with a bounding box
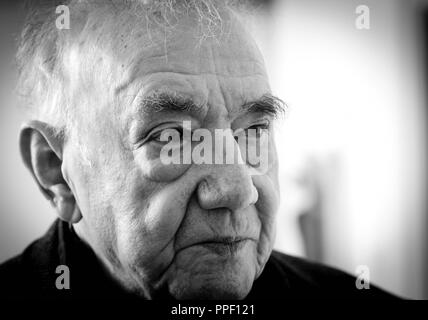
[0,219,397,300]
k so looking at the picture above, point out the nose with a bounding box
[197,164,258,211]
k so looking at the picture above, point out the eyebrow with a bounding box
[136,92,203,116]
[135,92,286,119]
[241,93,287,119]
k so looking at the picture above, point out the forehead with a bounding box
[110,11,270,118]
[67,7,271,132]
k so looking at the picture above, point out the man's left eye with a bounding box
[233,122,270,142]
[244,122,270,137]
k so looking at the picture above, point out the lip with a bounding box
[177,237,255,255]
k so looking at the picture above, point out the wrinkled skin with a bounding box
[64,9,280,299]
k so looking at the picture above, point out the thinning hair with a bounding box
[16,0,254,139]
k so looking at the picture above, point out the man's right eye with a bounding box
[147,126,184,144]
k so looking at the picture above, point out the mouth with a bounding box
[180,237,253,255]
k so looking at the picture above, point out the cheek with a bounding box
[252,173,280,273]
[113,165,200,280]
[254,169,279,223]
[244,133,278,179]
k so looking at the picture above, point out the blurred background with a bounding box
[1,0,427,299]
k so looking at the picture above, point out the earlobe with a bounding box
[19,121,82,224]
[50,185,82,223]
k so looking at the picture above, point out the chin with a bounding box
[170,277,252,300]
[163,241,259,300]
[167,258,256,300]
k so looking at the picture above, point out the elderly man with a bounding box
[0,0,393,300]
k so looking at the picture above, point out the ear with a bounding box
[19,120,82,224]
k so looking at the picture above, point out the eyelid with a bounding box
[233,119,271,138]
[233,113,272,129]
[130,122,178,148]
[248,118,271,128]
[145,122,190,144]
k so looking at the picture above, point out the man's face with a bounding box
[64,10,280,299]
